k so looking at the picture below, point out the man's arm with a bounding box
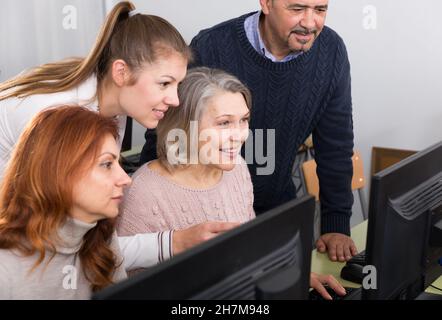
[313,40,357,261]
[313,41,354,236]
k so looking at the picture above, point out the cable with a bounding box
[429,284,442,292]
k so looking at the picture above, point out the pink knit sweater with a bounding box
[117,158,255,236]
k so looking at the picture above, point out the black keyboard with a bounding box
[308,286,360,301]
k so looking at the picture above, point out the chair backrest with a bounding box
[302,151,365,201]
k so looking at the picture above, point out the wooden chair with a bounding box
[301,151,368,220]
[292,135,315,196]
[371,146,417,176]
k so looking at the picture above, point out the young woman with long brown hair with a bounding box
[0,106,131,299]
[0,1,238,270]
[0,1,190,177]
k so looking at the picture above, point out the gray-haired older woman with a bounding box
[117,67,255,248]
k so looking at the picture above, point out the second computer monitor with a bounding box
[363,141,442,300]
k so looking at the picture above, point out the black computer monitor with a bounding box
[362,141,442,300]
[93,195,315,300]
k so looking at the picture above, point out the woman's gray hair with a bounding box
[156,67,252,172]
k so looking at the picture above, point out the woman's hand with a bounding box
[310,272,347,300]
[173,221,241,255]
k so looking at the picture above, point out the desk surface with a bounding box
[310,220,442,295]
[121,145,143,158]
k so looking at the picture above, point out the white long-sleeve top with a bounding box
[0,76,171,270]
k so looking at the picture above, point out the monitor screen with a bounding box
[363,141,442,300]
[93,195,315,300]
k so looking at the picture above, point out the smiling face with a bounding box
[197,91,250,171]
[260,0,328,55]
[118,52,188,129]
[70,134,132,224]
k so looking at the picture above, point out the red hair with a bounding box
[0,106,121,291]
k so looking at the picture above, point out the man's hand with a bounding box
[173,221,241,255]
[310,272,346,300]
[316,233,358,262]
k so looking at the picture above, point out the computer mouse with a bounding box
[340,263,365,284]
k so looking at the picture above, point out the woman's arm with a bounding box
[117,231,173,271]
[118,222,242,271]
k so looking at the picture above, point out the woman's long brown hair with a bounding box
[0,1,191,101]
[0,106,121,292]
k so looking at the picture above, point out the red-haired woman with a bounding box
[0,1,236,269]
[0,106,131,299]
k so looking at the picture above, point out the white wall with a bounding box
[326,0,442,184]
[0,0,105,81]
[111,0,258,43]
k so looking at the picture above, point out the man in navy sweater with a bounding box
[140,0,357,264]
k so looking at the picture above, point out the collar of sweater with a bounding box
[244,11,302,63]
[234,12,320,71]
[54,218,97,255]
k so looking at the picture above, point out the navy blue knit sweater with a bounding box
[140,12,354,235]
